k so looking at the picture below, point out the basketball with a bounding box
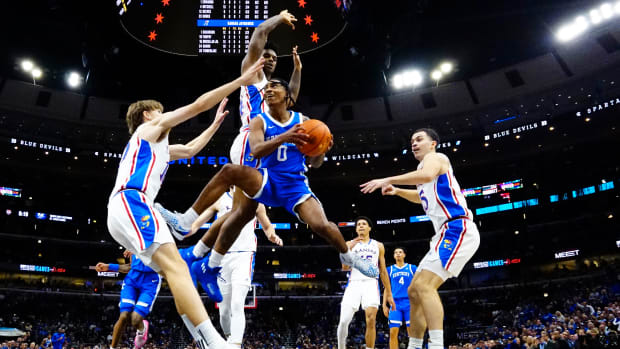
[297,119,333,157]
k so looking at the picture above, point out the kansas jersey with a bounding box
[216,191,258,252]
[349,239,380,281]
[416,153,473,233]
[388,263,416,300]
[257,111,306,173]
[110,125,170,202]
[239,76,268,131]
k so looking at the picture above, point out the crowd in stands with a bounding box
[0,270,618,349]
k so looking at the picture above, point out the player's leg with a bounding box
[159,165,263,234]
[192,196,258,302]
[364,306,378,349]
[411,270,444,349]
[337,304,357,349]
[132,274,161,349]
[295,197,379,278]
[113,277,139,348]
[389,327,400,349]
[218,285,233,339]
[111,312,130,349]
[227,252,253,347]
[150,243,227,348]
[407,273,428,349]
[228,283,250,347]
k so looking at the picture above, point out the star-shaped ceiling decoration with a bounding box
[304,15,313,26]
[298,0,307,8]
[148,30,157,41]
[155,13,164,24]
[310,32,319,43]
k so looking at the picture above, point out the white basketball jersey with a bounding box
[109,125,170,203]
[217,191,257,252]
[239,75,268,131]
[349,239,380,281]
[416,153,473,233]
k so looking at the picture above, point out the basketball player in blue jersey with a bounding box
[95,251,161,349]
[360,128,481,349]
[337,217,395,349]
[156,78,379,301]
[385,248,417,349]
[156,9,302,274]
[106,59,264,349]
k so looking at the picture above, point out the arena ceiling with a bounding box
[0,0,599,104]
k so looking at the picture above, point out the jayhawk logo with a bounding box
[442,239,453,251]
[140,215,151,229]
[246,153,255,162]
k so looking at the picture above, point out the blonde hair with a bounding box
[125,100,163,134]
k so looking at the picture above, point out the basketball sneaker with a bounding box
[192,256,223,302]
[154,203,190,240]
[340,252,379,278]
[134,320,149,349]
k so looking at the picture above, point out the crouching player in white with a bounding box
[188,189,283,348]
[106,59,263,349]
[361,128,481,349]
[337,217,395,349]
[384,248,417,349]
[95,250,160,349]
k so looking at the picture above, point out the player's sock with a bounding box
[195,318,228,348]
[181,207,199,227]
[136,329,144,336]
[193,240,210,258]
[428,330,443,349]
[408,337,423,349]
[208,250,224,269]
[366,347,374,349]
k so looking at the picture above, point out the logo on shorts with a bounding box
[442,239,453,250]
[246,153,255,162]
[140,215,151,229]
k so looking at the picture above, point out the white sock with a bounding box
[208,251,224,269]
[182,207,199,227]
[428,330,443,349]
[136,329,144,336]
[181,314,199,340]
[193,240,210,258]
[196,319,227,348]
[367,347,374,349]
[408,337,423,349]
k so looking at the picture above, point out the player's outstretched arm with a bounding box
[382,185,422,204]
[248,117,309,158]
[360,153,443,193]
[242,10,297,74]
[378,243,396,312]
[256,204,283,246]
[169,98,230,161]
[288,45,302,101]
[149,59,264,137]
[95,262,131,274]
[189,199,221,235]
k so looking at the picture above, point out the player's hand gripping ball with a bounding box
[296,119,333,157]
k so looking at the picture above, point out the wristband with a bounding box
[108,263,119,272]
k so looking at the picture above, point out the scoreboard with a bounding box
[197,0,268,54]
[117,0,345,56]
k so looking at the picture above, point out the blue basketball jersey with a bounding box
[257,111,307,173]
[129,255,156,275]
[388,263,416,300]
